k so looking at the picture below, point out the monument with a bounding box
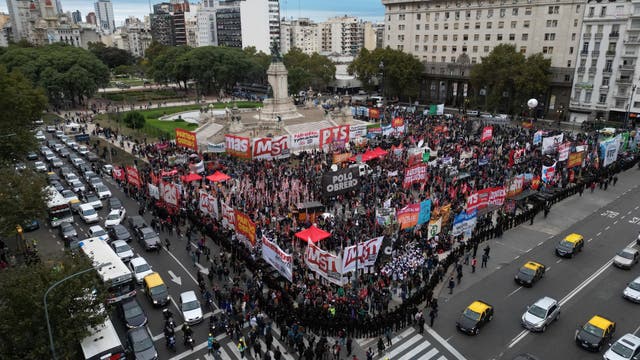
[258,41,302,122]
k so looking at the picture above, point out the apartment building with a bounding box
[319,16,365,56]
[570,0,640,123]
[382,0,584,114]
[280,17,319,54]
[94,0,115,34]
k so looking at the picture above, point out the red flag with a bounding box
[481,126,493,143]
[112,166,125,181]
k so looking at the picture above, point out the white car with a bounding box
[71,157,85,168]
[77,145,89,155]
[129,257,153,284]
[603,333,640,360]
[623,276,640,303]
[64,172,79,184]
[521,296,560,332]
[95,184,112,199]
[104,208,126,228]
[111,240,134,262]
[35,131,46,141]
[69,179,86,193]
[89,177,105,191]
[614,248,640,269]
[88,225,108,240]
[34,161,47,172]
[102,164,114,176]
[179,291,203,325]
[79,203,99,224]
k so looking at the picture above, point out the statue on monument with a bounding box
[270,40,282,62]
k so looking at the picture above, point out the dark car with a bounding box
[127,215,147,231]
[126,327,157,360]
[136,227,161,251]
[109,197,124,211]
[456,300,494,335]
[21,219,40,232]
[58,222,77,241]
[514,261,546,287]
[49,180,64,193]
[555,233,584,258]
[119,298,148,329]
[575,316,615,352]
[86,152,100,162]
[108,224,132,243]
[27,152,38,161]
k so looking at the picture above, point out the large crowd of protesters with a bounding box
[59,104,638,359]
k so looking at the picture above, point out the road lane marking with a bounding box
[634,325,640,335]
[546,266,551,271]
[425,327,469,360]
[164,248,199,284]
[597,232,602,236]
[605,226,610,231]
[507,238,637,350]
[167,332,228,360]
[507,287,523,297]
[556,259,562,263]
[526,248,532,253]
[613,221,618,225]
[514,255,520,260]
[538,241,544,246]
[621,216,626,219]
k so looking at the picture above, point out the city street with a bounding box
[430,172,640,360]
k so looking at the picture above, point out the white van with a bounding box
[349,163,373,177]
[79,203,99,224]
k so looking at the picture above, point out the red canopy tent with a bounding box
[183,173,203,182]
[294,225,331,244]
[349,149,379,162]
[206,171,231,182]
[372,147,388,158]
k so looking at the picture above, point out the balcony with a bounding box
[595,32,603,39]
[619,64,635,71]
[603,67,613,74]
[591,50,600,57]
[609,32,620,38]
[617,77,633,85]
[580,50,589,57]
[624,37,640,44]
[599,85,609,93]
[589,67,597,74]
[577,66,585,73]
[606,50,616,57]
[583,32,592,39]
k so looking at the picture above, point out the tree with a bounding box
[0,65,47,166]
[0,168,48,235]
[0,44,110,106]
[470,44,551,114]
[349,47,424,99]
[88,42,135,69]
[148,45,191,87]
[122,111,146,129]
[0,255,107,359]
[283,48,336,93]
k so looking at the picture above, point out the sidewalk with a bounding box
[435,167,640,302]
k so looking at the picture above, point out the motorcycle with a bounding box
[184,334,194,350]
[166,334,176,352]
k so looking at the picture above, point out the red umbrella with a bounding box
[294,225,331,243]
[183,173,203,182]
[206,171,231,182]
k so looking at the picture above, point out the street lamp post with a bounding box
[44,262,111,360]
[378,61,385,100]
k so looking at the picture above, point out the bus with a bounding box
[80,313,126,360]
[46,186,74,227]
[79,237,136,304]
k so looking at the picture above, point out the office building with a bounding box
[382,0,584,114]
[569,0,640,123]
[71,10,82,24]
[150,1,190,46]
[94,0,115,34]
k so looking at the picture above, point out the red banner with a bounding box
[234,210,256,245]
[160,181,180,206]
[466,187,506,213]
[112,166,125,181]
[126,166,140,187]
[319,125,350,148]
[481,126,493,142]
[567,151,584,168]
[506,174,525,198]
[175,128,198,151]
[392,117,405,128]
[225,134,251,159]
[402,164,427,189]
[508,148,526,167]
[369,108,380,119]
[397,203,420,229]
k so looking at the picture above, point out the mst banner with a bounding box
[321,167,360,196]
[175,128,198,151]
[261,236,293,282]
[342,236,384,273]
[305,242,344,286]
[234,210,256,246]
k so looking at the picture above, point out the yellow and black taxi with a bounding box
[143,272,170,307]
[575,315,616,352]
[514,261,546,287]
[555,233,584,258]
[456,300,494,335]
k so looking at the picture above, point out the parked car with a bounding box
[81,192,103,209]
[456,300,494,335]
[27,152,38,161]
[79,204,99,224]
[102,164,114,176]
[69,179,86,193]
[109,197,124,211]
[129,257,153,284]
[575,315,616,352]
[35,130,46,141]
[95,184,112,199]
[111,240,134,262]
[34,161,47,172]
[119,298,148,329]
[61,189,79,204]
[21,219,40,232]
[108,224,132,243]
[104,208,126,228]
[58,222,78,241]
[603,333,640,360]
[127,215,147,231]
[86,152,100,162]
[88,225,108,240]
[623,276,640,303]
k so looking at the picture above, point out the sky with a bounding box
[1,0,385,25]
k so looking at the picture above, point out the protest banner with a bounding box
[148,183,159,200]
[349,124,368,139]
[397,203,420,230]
[305,242,344,286]
[342,236,384,273]
[508,148,526,167]
[271,135,291,159]
[291,130,320,150]
[319,125,350,148]
[206,142,225,153]
[542,162,557,183]
[417,200,432,226]
[262,236,293,282]
[466,187,506,212]
[567,151,584,168]
[506,175,525,198]
[198,191,215,216]
[235,210,257,246]
[402,164,427,189]
[600,135,621,167]
[481,126,493,142]
[321,168,360,196]
[221,202,235,230]
[542,134,564,154]
[112,166,125,181]
[252,137,274,160]
[175,128,198,151]
[428,217,442,239]
[225,134,251,159]
[126,166,140,187]
[332,152,353,164]
[160,181,179,206]
[452,209,478,238]
[558,142,571,162]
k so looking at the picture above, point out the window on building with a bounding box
[398,35,405,41]
[444,23,449,30]
[567,60,572,67]
[607,42,616,53]
[451,56,456,62]
[599,93,607,103]
[423,45,429,51]
[484,46,490,52]
[511,21,517,28]
[584,91,592,103]
[415,45,420,52]
[487,22,492,29]
[464,22,470,29]
[426,13,430,20]
[525,7,532,15]
[588,7,594,17]
[463,34,469,40]
[473,45,478,52]
[425,24,430,30]
[445,11,450,19]
[542,46,553,54]
[472,57,478,64]
[453,34,458,41]
[572,33,576,41]
[602,77,609,86]
[455,11,460,20]
[424,35,429,42]
[441,56,446,62]
[435,24,439,30]
[462,45,468,52]
[452,46,457,52]
[497,34,503,40]
[435,13,440,21]
[500,8,506,17]
[522,33,529,40]
[443,34,448,41]
[475,22,481,29]
[416,35,420,42]
[509,33,515,40]
[498,21,504,29]
[591,58,597,67]
[486,34,491,40]
[398,24,405,30]
[397,44,404,50]
[434,35,438,42]
[544,33,556,41]
[600,6,606,17]
[417,13,422,20]
[399,14,406,20]
[416,24,421,30]
[582,41,589,53]
[454,23,459,30]
[432,56,437,62]
[442,45,448,51]
[524,20,530,28]
[488,9,494,18]
[548,6,559,14]
[569,46,574,54]
[476,10,482,19]
[512,8,518,16]
[433,46,437,52]
[576,4,581,13]
[474,34,479,41]
[605,59,613,71]
[520,46,527,53]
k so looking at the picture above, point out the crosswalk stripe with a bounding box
[258,337,295,360]
[397,338,433,360]
[386,333,424,359]
[437,355,447,360]
[423,348,440,360]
